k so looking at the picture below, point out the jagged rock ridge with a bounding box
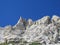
[0,15,60,45]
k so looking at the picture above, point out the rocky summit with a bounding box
[0,15,60,45]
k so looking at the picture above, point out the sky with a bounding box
[0,0,60,27]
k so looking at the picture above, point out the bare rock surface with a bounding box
[0,15,60,45]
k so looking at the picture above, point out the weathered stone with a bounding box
[0,16,60,45]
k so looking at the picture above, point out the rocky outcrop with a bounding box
[0,15,60,45]
[13,17,26,30]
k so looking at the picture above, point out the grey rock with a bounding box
[0,15,60,45]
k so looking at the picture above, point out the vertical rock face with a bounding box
[0,15,60,45]
[13,17,26,30]
[26,19,33,29]
[27,19,33,26]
